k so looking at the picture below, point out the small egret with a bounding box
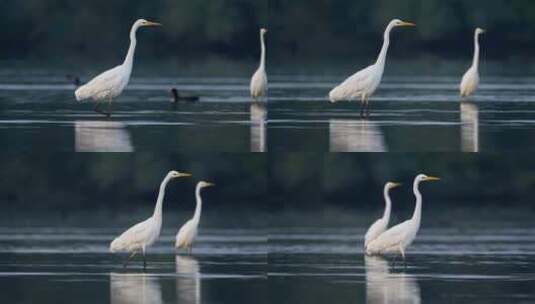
[460,28,485,98]
[110,170,191,269]
[366,174,440,260]
[329,19,416,117]
[250,28,268,101]
[175,181,215,254]
[75,19,162,117]
[364,182,402,251]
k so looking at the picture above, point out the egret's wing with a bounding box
[460,68,479,97]
[175,220,194,248]
[114,218,152,248]
[330,65,376,101]
[76,65,123,100]
[367,220,410,252]
[250,69,268,97]
[364,218,386,248]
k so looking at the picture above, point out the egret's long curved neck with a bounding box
[153,175,172,218]
[411,179,423,228]
[382,186,392,222]
[472,32,481,69]
[376,24,394,66]
[259,32,266,70]
[193,185,203,223]
[123,24,139,67]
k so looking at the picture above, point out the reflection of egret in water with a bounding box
[75,121,134,152]
[460,103,479,152]
[329,119,387,152]
[250,103,267,152]
[110,273,162,304]
[176,255,201,304]
[365,256,421,304]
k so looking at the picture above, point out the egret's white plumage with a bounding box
[460,28,485,98]
[175,181,215,253]
[75,19,162,116]
[329,19,416,117]
[364,182,401,250]
[366,174,440,259]
[110,170,191,268]
[250,28,268,101]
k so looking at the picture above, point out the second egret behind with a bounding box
[460,28,485,99]
[175,181,215,254]
[110,170,191,269]
[250,28,268,101]
[75,19,162,117]
[329,19,416,117]
[366,174,440,260]
[364,182,402,251]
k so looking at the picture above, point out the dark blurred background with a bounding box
[2,0,535,70]
[0,153,534,227]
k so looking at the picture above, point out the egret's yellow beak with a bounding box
[391,182,403,188]
[424,176,440,181]
[401,22,416,27]
[205,182,216,187]
[145,21,162,27]
[179,173,192,178]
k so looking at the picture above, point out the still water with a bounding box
[2,71,535,152]
[270,226,535,304]
[0,226,267,304]
[1,223,534,303]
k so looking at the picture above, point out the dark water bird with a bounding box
[66,74,81,87]
[171,88,199,103]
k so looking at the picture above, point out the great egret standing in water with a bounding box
[110,170,191,269]
[366,174,440,260]
[75,19,162,117]
[175,181,215,254]
[329,19,416,117]
[364,182,402,251]
[250,28,268,101]
[460,28,485,98]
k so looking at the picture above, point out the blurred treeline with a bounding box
[0,153,534,215]
[2,0,535,64]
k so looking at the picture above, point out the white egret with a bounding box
[110,170,191,269]
[366,174,440,260]
[250,28,268,101]
[175,181,215,254]
[460,28,485,98]
[75,19,162,117]
[364,182,402,251]
[329,19,416,117]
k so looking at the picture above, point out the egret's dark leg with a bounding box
[366,98,371,118]
[106,97,113,118]
[142,249,147,270]
[360,100,365,118]
[123,251,137,269]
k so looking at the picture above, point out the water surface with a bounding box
[2,72,535,152]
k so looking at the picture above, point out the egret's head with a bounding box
[198,181,216,189]
[385,182,402,190]
[169,170,192,179]
[476,28,486,35]
[416,174,441,183]
[261,28,268,35]
[135,19,162,28]
[390,19,416,28]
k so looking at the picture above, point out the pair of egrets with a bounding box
[75,19,268,116]
[330,19,485,116]
[364,174,440,260]
[109,171,214,269]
